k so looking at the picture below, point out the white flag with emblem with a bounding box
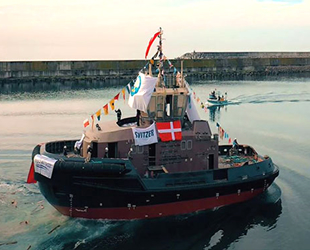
[128,73,157,112]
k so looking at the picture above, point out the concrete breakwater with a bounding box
[1,52,310,93]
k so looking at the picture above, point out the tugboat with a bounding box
[27,28,279,220]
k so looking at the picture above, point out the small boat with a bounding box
[27,28,279,220]
[206,91,228,106]
[207,98,228,106]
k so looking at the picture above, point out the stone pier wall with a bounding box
[1,52,310,93]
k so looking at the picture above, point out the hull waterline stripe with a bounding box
[53,188,264,220]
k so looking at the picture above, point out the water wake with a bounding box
[232,92,310,105]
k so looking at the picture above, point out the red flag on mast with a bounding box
[145,31,161,59]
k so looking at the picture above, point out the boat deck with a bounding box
[218,154,263,169]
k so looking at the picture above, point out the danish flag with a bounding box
[156,120,182,142]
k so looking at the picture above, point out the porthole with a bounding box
[181,140,186,150]
[131,145,144,154]
[181,140,193,150]
[186,140,192,150]
[137,145,144,154]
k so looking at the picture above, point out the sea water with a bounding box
[0,77,310,250]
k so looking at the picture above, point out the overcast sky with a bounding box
[0,0,308,61]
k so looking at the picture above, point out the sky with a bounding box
[0,0,309,61]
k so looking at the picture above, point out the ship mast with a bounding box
[159,27,163,64]
[141,27,190,125]
[157,27,164,87]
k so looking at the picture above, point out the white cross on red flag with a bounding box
[156,120,182,142]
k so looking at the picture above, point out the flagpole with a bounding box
[159,27,163,62]
[158,27,163,87]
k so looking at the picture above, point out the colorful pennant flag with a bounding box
[91,115,94,130]
[126,83,131,94]
[83,119,90,128]
[122,88,126,102]
[167,59,173,68]
[109,99,115,111]
[114,93,120,101]
[219,127,224,140]
[225,132,229,139]
[103,104,108,115]
[217,122,232,143]
[96,109,101,121]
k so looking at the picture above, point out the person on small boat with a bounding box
[210,90,216,99]
[220,95,225,102]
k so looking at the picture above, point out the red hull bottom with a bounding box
[54,188,264,220]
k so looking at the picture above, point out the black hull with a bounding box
[31,142,279,220]
[36,166,279,219]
